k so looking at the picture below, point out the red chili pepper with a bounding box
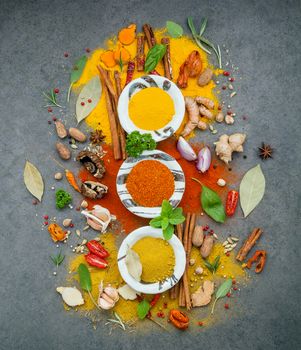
[226,190,239,216]
[150,293,161,307]
[86,240,109,258]
[85,253,108,269]
[125,61,135,86]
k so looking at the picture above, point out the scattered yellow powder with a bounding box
[132,237,175,283]
[128,87,175,130]
[73,29,221,142]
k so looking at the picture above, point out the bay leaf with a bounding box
[75,76,102,124]
[166,20,183,38]
[216,279,232,299]
[67,55,88,102]
[78,263,92,292]
[240,164,266,217]
[125,248,142,281]
[23,160,44,201]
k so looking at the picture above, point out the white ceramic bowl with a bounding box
[116,150,185,218]
[117,75,185,142]
[117,226,186,294]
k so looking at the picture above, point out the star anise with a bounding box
[258,143,273,160]
[90,129,105,145]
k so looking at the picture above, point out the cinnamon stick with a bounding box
[187,213,196,260]
[236,228,263,262]
[143,24,156,48]
[114,70,122,96]
[161,37,173,80]
[170,224,183,300]
[97,65,117,106]
[136,35,145,71]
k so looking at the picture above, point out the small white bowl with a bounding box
[117,226,186,294]
[117,75,185,142]
[116,150,185,218]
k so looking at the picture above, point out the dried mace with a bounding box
[76,150,105,178]
[258,143,273,160]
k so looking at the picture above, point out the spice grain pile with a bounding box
[24,19,273,333]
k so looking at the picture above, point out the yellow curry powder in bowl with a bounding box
[128,87,175,130]
[125,159,175,207]
[132,236,175,283]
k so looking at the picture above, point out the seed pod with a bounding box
[69,127,87,142]
[200,235,214,258]
[192,225,204,247]
[55,121,67,139]
[56,142,71,160]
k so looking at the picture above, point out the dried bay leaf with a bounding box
[240,164,266,217]
[23,161,44,201]
[76,76,102,124]
[125,248,142,281]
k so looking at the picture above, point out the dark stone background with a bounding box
[0,0,300,349]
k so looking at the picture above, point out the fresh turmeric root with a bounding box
[100,50,116,68]
[118,24,136,45]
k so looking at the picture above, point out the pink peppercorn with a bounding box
[222,85,227,90]
[198,321,203,326]
[232,280,236,285]
[229,77,235,82]
[54,88,59,94]
[81,102,85,106]
[64,52,69,57]
[52,117,57,121]
[224,303,229,309]
[85,48,91,53]
[223,71,230,76]
[227,292,231,298]
[226,252,230,257]
[48,107,53,113]
[70,223,74,228]
[88,99,92,103]
[44,215,49,220]
[32,200,38,205]
[44,221,49,226]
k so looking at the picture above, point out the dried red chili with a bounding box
[86,240,109,258]
[226,190,239,216]
[169,309,189,330]
[246,250,267,273]
[85,253,108,269]
[150,293,161,307]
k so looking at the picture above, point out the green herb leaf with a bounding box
[42,90,62,108]
[163,223,174,240]
[144,44,166,73]
[161,217,170,230]
[24,161,44,202]
[50,251,65,267]
[161,199,173,218]
[149,216,162,228]
[126,131,156,157]
[211,278,232,314]
[166,21,183,38]
[201,185,225,223]
[67,55,87,102]
[75,76,102,124]
[78,263,92,292]
[119,52,123,72]
[137,300,150,319]
[204,255,220,274]
[199,18,208,36]
[239,164,265,217]
[187,17,212,55]
[169,207,185,225]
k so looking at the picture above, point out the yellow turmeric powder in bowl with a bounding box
[128,87,175,130]
[132,236,175,283]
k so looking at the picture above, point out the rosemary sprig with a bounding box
[50,251,65,267]
[204,255,220,274]
[106,312,126,331]
[119,53,123,73]
[187,17,222,68]
[43,89,62,108]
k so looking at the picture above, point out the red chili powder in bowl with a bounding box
[126,160,175,207]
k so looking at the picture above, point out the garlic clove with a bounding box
[104,286,119,302]
[98,297,114,310]
[177,136,197,161]
[196,146,211,173]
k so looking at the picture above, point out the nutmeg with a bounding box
[69,127,87,142]
[200,235,214,258]
[192,225,204,247]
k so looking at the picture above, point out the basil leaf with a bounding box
[201,185,226,223]
[144,44,166,73]
[169,207,183,219]
[161,199,173,218]
[169,216,185,225]
[216,279,232,299]
[166,21,183,38]
[137,300,150,319]
[163,224,174,240]
[78,263,92,292]
[149,216,162,228]
[161,217,169,230]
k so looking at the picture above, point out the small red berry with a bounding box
[70,223,74,228]
[229,77,235,82]
[64,52,69,57]
[81,102,85,106]
[47,107,53,113]
[85,48,91,53]
[44,215,49,220]
[233,286,238,291]
[226,252,230,257]
[224,303,229,309]
[52,117,57,121]
[227,110,232,115]
[227,292,231,298]
[218,105,222,110]
[76,207,80,211]
[232,280,236,285]
[32,199,38,205]
[242,115,247,120]
[198,321,203,326]
[222,85,227,90]
[54,88,59,94]
[163,302,168,309]
[223,71,230,76]
[88,98,92,103]
[44,221,49,226]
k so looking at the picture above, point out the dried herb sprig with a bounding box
[50,251,65,267]
[187,17,222,68]
[43,90,62,108]
[106,312,126,331]
[204,255,220,274]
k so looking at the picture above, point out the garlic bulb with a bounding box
[97,282,119,310]
[81,205,111,232]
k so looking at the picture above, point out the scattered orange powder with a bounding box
[126,160,175,207]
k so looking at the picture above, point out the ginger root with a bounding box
[191,280,214,307]
[215,133,246,164]
[100,50,116,68]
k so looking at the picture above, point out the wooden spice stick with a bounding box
[161,37,173,80]
[97,65,118,105]
[143,23,156,48]
[187,213,196,260]
[114,70,122,96]
[182,270,191,310]
[170,224,183,300]
[183,213,191,253]
[101,81,121,160]
[236,228,263,262]
[136,34,145,71]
